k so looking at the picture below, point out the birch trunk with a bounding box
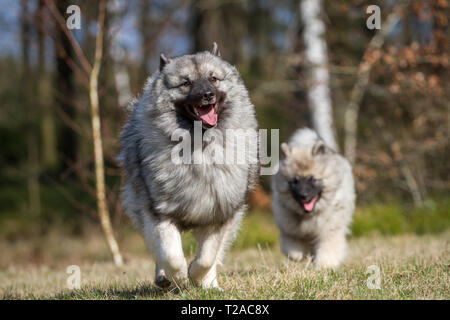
[90,0,123,266]
[300,0,337,151]
[38,0,58,169]
[46,0,124,266]
[21,0,41,215]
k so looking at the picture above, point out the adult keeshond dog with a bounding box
[272,128,355,268]
[118,43,259,289]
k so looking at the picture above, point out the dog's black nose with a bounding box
[203,91,214,100]
[291,176,300,184]
[289,176,315,199]
[298,189,312,199]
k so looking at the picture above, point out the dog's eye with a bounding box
[181,80,191,87]
[209,76,218,83]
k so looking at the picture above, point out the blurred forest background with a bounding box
[0,0,448,265]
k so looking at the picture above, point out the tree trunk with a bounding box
[108,0,132,109]
[54,0,77,171]
[46,0,123,266]
[139,0,151,84]
[37,0,58,169]
[90,0,123,267]
[21,0,41,215]
[300,0,338,151]
[191,0,207,51]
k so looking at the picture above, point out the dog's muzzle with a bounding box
[288,175,322,213]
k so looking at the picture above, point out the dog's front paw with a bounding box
[154,274,172,289]
[314,254,343,269]
[285,250,305,262]
[189,263,222,290]
[282,244,307,262]
[314,240,347,269]
[199,277,223,291]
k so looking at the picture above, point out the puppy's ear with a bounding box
[160,54,170,71]
[211,42,221,57]
[281,143,291,158]
[312,142,335,156]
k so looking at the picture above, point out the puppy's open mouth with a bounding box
[301,195,319,213]
[186,102,219,128]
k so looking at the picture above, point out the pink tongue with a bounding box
[303,196,318,212]
[198,105,218,126]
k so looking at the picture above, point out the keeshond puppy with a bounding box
[272,128,355,268]
[118,43,259,289]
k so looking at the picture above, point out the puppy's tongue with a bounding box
[198,104,218,126]
[303,196,318,212]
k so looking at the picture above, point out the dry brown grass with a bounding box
[1,229,448,299]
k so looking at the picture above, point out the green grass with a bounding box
[1,232,448,299]
[352,198,450,237]
[1,194,449,299]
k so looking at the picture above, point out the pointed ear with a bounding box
[312,142,335,156]
[160,53,169,71]
[211,42,221,57]
[281,143,291,158]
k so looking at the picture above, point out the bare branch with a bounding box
[344,12,401,164]
[44,0,92,75]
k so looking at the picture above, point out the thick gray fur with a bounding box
[118,48,259,289]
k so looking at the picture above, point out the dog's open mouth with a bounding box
[301,195,319,213]
[186,102,218,127]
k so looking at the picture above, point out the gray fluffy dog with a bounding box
[272,128,355,268]
[118,43,259,289]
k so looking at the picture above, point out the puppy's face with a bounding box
[280,141,334,214]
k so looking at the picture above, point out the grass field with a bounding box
[1,218,448,299]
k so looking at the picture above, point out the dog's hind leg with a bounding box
[143,214,188,288]
[189,211,244,289]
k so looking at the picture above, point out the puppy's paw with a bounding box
[314,254,342,269]
[285,251,305,262]
[282,245,306,262]
[280,235,309,262]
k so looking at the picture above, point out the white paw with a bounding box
[201,278,223,291]
[289,252,305,262]
[314,254,342,269]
